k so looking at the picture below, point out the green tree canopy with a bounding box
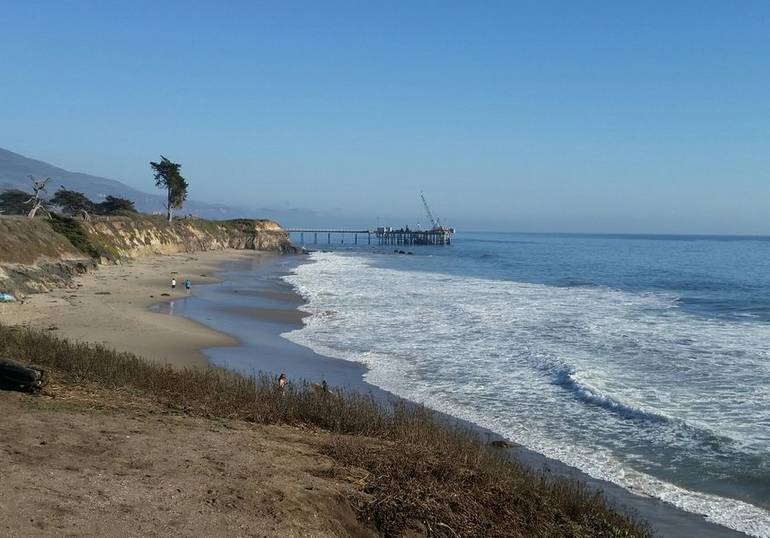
[97,195,137,215]
[150,156,188,221]
[51,187,97,215]
[0,189,31,215]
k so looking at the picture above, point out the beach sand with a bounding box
[0,250,270,368]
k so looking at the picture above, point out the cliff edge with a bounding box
[0,214,298,296]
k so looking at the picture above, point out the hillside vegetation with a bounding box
[0,323,652,538]
[0,217,84,266]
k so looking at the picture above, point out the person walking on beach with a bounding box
[171,277,177,291]
[277,373,287,394]
[184,278,191,294]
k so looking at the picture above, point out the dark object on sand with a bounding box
[0,358,48,392]
[489,439,515,449]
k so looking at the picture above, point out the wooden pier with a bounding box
[286,227,453,246]
[286,229,371,245]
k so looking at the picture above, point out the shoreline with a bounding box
[0,250,263,368]
[1,249,751,537]
[180,254,749,538]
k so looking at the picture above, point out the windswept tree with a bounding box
[25,176,51,218]
[98,195,137,214]
[0,189,30,215]
[51,186,96,219]
[150,156,188,221]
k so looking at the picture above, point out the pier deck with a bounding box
[285,228,453,246]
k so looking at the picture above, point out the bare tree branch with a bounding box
[26,176,51,219]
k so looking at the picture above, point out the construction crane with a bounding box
[420,192,441,230]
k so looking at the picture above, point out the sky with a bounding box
[1,1,770,233]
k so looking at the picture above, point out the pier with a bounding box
[374,227,452,245]
[286,229,371,245]
[286,193,453,247]
[285,227,453,246]
[286,193,455,245]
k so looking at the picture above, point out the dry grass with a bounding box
[0,323,652,538]
[0,215,85,264]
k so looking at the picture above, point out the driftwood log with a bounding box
[0,358,48,392]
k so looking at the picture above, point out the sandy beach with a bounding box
[0,250,271,368]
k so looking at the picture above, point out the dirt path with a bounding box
[0,387,375,537]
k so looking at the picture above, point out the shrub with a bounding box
[0,189,31,215]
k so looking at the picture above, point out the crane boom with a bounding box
[420,192,442,230]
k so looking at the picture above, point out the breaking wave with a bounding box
[550,368,671,424]
[282,250,770,537]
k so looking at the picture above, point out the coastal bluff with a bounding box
[0,214,297,295]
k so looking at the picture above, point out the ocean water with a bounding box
[281,232,770,537]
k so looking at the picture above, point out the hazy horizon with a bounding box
[2,1,770,235]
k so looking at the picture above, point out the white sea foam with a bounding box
[282,251,770,537]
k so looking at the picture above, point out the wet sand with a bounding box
[0,250,268,368]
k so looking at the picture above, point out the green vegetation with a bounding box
[0,189,30,215]
[0,178,51,218]
[47,214,102,259]
[150,155,188,221]
[0,211,291,270]
[1,185,136,220]
[51,187,137,216]
[46,214,120,261]
[98,195,136,214]
[0,324,651,538]
[0,216,84,266]
[50,187,96,215]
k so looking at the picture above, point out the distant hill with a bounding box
[0,147,266,220]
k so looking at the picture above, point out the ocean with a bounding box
[280,232,770,537]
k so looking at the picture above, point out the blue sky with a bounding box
[2,1,769,233]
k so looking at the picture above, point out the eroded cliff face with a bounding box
[0,217,95,295]
[0,215,298,296]
[82,216,297,261]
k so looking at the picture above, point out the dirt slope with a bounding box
[0,386,376,538]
